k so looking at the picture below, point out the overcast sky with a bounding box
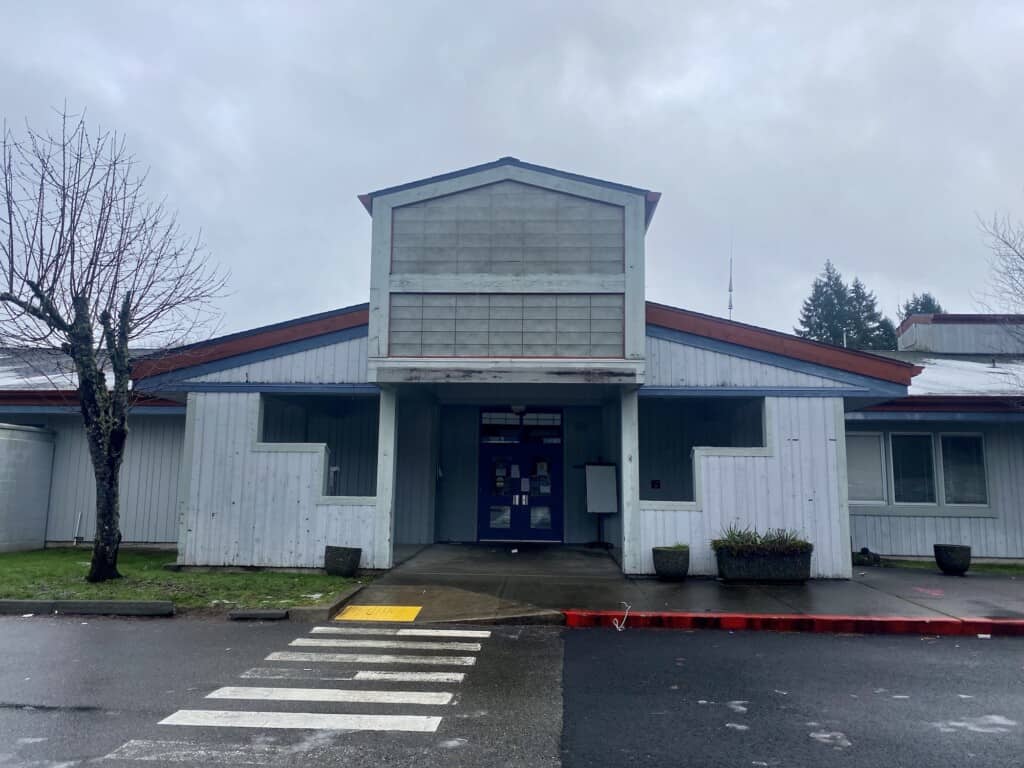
[3,1,1023,337]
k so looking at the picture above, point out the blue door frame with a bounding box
[477,408,564,542]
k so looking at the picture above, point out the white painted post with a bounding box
[833,398,853,578]
[619,388,642,573]
[374,388,399,569]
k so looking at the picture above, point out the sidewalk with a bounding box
[343,544,1024,634]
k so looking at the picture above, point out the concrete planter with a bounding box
[934,544,971,576]
[324,546,362,577]
[715,549,812,583]
[652,547,690,581]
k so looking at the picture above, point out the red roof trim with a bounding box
[645,302,921,386]
[0,390,180,408]
[132,304,369,380]
[866,395,1024,413]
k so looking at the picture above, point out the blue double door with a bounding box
[477,408,564,542]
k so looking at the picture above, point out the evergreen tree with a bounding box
[795,260,850,346]
[898,292,945,321]
[848,278,897,350]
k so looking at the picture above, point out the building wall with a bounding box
[180,392,380,568]
[435,405,479,541]
[190,333,369,383]
[0,424,53,552]
[391,180,624,275]
[633,397,851,578]
[849,421,1024,558]
[0,413,184,543]
[394,397,440,545]
[646,335,849,388]
[898,322,1024,354]
[388,293,624,357]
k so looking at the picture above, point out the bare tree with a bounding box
[982,212,1024,316]
[1,110,226,582]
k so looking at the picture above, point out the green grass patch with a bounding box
[881,558,1024,576]
[0,548,360,610]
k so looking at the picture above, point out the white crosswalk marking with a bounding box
[207,686,453,705]
[159,709,442,732]
[311,626,491,638]
[290,637,482,652]
[266,650,477,666]
[354,670,466,683]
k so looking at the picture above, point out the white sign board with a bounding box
[585,464,618,515]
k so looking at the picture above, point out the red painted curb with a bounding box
[563,610,1024,637]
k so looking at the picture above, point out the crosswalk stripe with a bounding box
[311,626,491,638]
[266,651,476,666]
[290,637,481,652]
[207,686,453,705]
[159,709,442,732]
[354,671,466,683]
[102,739,285,764]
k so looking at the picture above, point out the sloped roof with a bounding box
[358,157,662,227]
[645,303,920,386]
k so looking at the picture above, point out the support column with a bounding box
[373,387,398,569]
[620,388,642,574]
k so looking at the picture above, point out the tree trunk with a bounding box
[87,462,123,582]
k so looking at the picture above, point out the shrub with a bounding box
[711,525,813,556]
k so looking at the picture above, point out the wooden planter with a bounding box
[715,549,812,583]
[933,544,971,576]
[652,547,690,581]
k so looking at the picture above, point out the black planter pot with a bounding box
[715,549,812,583]
[934,544,971,576]
[652,547,690,581]
[324,545,362,577]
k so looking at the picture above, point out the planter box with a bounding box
[715,549,812,583]
[324,546,362,577]
[652,547,690,581]
[933,544,971,576]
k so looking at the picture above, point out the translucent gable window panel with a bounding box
[846,433,885,503]
[941,435,988,505]
[891,434,936,504]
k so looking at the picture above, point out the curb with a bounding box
[0,599,175,617]
[563,610,1024,637]
[432,610,566,626]
[288,583,365,623]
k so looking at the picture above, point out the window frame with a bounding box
[938,431,990,508]
[888,431,939,507]
[845,431,888,505]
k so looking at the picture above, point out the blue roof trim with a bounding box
[162,383,379,395]
[362,157,660,226]
[132,302,368,364]
[135,326,368,392]
[846,411,1024,423]
[640,386,870,398]
[645,325,908,398]
[0,405,185,415]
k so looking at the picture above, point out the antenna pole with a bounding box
[728,237,734,321]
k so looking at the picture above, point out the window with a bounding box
[941,435,988,505]
[890,434,936,504]
[846,433,885,503]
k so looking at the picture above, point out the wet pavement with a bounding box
[358,544,1024,623]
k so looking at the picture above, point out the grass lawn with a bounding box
[0,548,360,611]
[882,558,1024,576]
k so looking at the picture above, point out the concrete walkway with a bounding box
[345,544,1024,626]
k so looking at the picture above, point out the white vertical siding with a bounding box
[2,413,184,543]
[0,424,53,551]
[633,397,851,578]
[190,334,368,383]
[181,392,380,568]
[645,336,847,388]
[850,422,1024,557]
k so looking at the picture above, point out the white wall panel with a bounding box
[191,334,368,383]
[850,422,1024,557]
[645,336,847,389]
[181,392,380,567]
[633,397,851,578]
[0,424,53,551]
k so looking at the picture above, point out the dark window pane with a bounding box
[892,434,936,503]
[942,435,988,505]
